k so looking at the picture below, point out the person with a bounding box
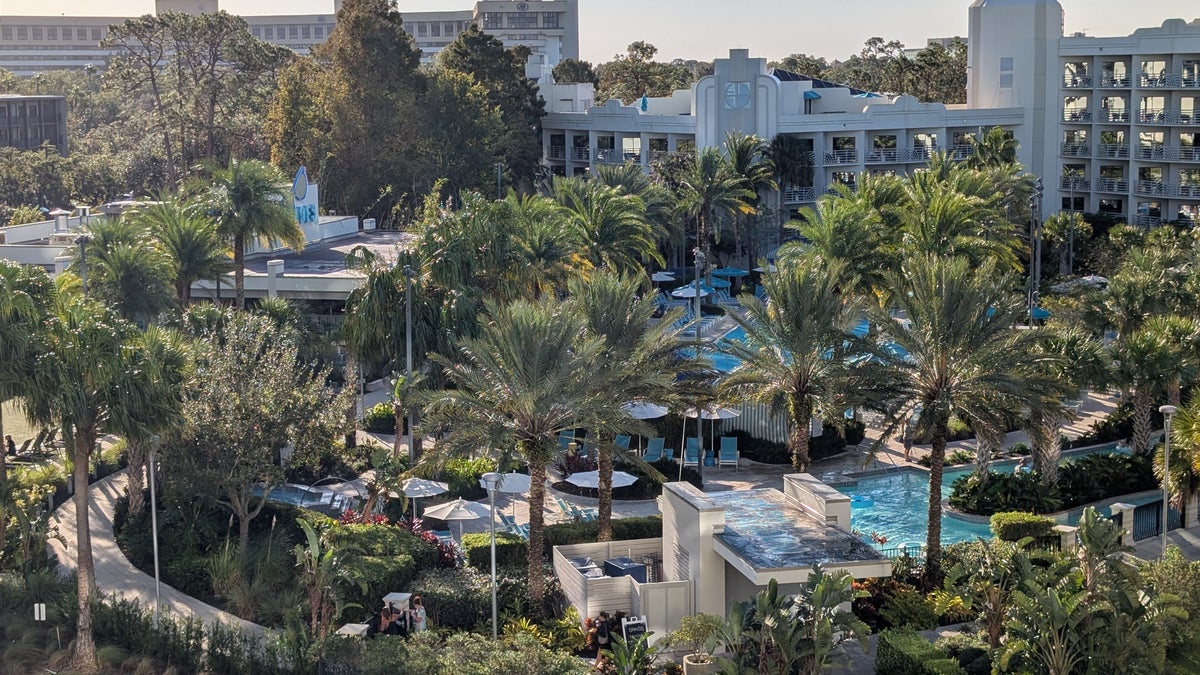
[594,610,611,664]
[409,595,427,632]
[5,435,16,456]
[367,606,401,637]
[1015,456,1031,474]
[901,421,914,462]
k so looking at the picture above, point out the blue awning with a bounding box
[803,90,822,100]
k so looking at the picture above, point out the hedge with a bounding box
[363,401,397,434]
[325,523,438,620]
[728,420,865,465]
[462,531,528,570]
[542,516,663,554]
[990,512,1056,541]
[326,523,437,564]
[876,629,966,675]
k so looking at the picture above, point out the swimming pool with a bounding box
[838,444,1144,548]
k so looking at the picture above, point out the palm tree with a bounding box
[508,191,584,297]
[897,170,1020,270]
[1155,395,1200,515]
[77,233,176,323]
[966,126,1019,170]
[27,298,160,672]
[200,159,304,309]
[1113,327,1179,455]
[554,178,662,275]
[783,196,891,298]
[675,148,754,273]
[721,258,877,472]
[876,255,1060,579]
[723,132,776,261]
[767,134,814,197]
[137,199,231,305]
[422,298,631,608]
[568,272,694,540]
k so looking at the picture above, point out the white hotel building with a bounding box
[541,0,1200,230]
[0,0,578,74]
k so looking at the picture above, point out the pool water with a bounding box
[839,444,1143,548]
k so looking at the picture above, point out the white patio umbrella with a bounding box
[422,498,492,540]
[566,470,638,489]
[399,477,449,515]
[680,406,742,479]
[479,471,531,517]
[622,401,669,420]
[651,271,676,282]
[671,286,710,299]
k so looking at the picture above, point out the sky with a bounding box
[2,0,1198,64]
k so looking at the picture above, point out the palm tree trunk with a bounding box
[598,442,613,542]
[527,459,548,615]
[233,235,246,310]
[925,419,948,583]
[71,428,99,673]
[126,440,146,516]
[1131,389,1153,455]
[1169,379,1182,408]
[0,403,8,572]
[1037,414,1064,487]
[344,351,358,450]
[789,410,812,473]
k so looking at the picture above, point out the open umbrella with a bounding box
[622,401,669,420]
[567,470,638,489]
[711,267,749,278]
[704,278,732,289]
[752,265,777,273]
[680,406,742,479]
[651,271,676,282]
[479,471,532,517]
[672,286,710,299]
[422,498,491,540]
[399,477,449,515]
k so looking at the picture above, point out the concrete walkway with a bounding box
[47,469,265,637]
[1132,527,1200,560]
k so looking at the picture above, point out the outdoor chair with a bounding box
[718,436,739,470]
[683,438,701,467]
[643,438,665,462]
[433,530,454,544]
[615,435,631,450]
[558,429,576,451]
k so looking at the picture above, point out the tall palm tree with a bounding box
[137,199,231,305]
[897,170,1019,270]
[1112,327,1178,455]
[1155,394,1200,515]
[27,299,161,672]
[554,177,662,274]
[675,148,754,273]
[723,132,776,261]
[200,159,304,309]
[567,272,696,540]
[422,298,631,608]
[784,196,891,298]
[721,257,880,472]
[78,236,176,323]
[966,126,1019,170]
[592,163,676,246]
[767,134,814,196]
[875,255,1060,580]
[507,191,584,297]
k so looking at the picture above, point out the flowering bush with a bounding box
[397,516,458,568]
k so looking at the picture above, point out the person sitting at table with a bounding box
[409,595,427,632]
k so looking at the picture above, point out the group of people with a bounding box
[367,595,426,638]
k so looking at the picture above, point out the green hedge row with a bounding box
[543,516,662,554]
[990,512,1056,541]
[324,523,438,620]
[875,629,967,675]
[462,531,528,570]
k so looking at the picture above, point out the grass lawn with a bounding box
[1,400,38,445]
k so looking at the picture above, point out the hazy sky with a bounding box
[3,0,1197,63]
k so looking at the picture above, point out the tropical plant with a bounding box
[943,538,1046,648]
[1112,327,1178,455]
[999,577,1099,675]
[295,519,361,638]
[1156,395,1200,515]
[601,632,657,675]
[74,218,175,322]
[875,255,1062,579]
[554,178,661,275]
[675,147,754,272]
[135,198,231,305]
[723,131,776,260]
[783,195,891,297]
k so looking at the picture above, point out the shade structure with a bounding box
[752,265,778,273]
[479,471,531,494]
[566,470,638,489]
[622,401,669,420]
[803,90,822,100]
[400,477,449,498]
[711,267,750,278]
[1032,307,1051,320]
[651,271,676,282]
[671,286,710,299]
[422,498,492,540]
[684,406,742,420]
[704,278,732,289]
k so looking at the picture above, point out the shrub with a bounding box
[875,629,966,675]
[934,632,993,675]
[325,523,437,563]
[949,452,1156,516]
[542,516,662,554]
[325,522,438,619]
[462,532,528,570]
[989,512,1055,541]
[437,456,492,501]
[879,585,938,630]
[917,449,975,468]
[363,402,396,434]
[410,567,492,630]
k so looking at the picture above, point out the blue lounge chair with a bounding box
[615,435,631,450]
[643,437,665,462]
[718,436,739,470]
[683,438,701,467]
[558,429,576,451]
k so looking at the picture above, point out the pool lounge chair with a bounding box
[718,436,739,470]
[643,437,665,462]
[683,438,701,467]
[615,435,631,450]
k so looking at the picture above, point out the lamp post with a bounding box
[75,235,91,296]
[1027,178,1044,323]
[148,434,162,624]
[480,471,502,639]
[693,247,707,341]
[1160,404,1178,558]
[403,264,417,464]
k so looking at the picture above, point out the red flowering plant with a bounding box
[397,515,458,567]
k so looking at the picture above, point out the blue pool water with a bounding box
[838,444,1146,548]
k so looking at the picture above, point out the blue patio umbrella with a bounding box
[704,278,732,289]
[803,90,822,100]
[711,267,750,278]
[854,91,884,99]
[1032,307,1051,320]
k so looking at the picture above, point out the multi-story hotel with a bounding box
[0,0,578,75]
[0,94,67,154]
[542,0,1200,230]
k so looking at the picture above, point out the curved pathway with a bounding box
[47,469,265,637]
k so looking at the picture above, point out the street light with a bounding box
[480,471,502,640]
[1027,178,1044,323]
[75,235,91,296]
[693,247,707,341]
[148,434,162,624]
[403,264,417,465]
[1160,404,1178,559]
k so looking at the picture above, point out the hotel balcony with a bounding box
[949,144,975,161]
[823,149,859,165]
[1059,176,1090,191]
[1060,143,1091,157]
[782,186,817,203]
[1099,76,1131,88]
[594,149,631,165]
[1173,146,1200,161]
[1097,144,1129,158]
[1063,75,1093,88]
[1095,177,1129,193]
[547,146,567,160]
[865,148,900,163]
[1063,110,1092,123]
[1135,144,1166,160]
[1135,214,1164,228]
[1097,110,1130,123]
[1135,179,1167,196]
[1139,73,1184,88]
[569,147,590,161]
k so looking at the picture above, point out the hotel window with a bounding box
[507,12,538,29]
[444,22,455,35]
[417,22,427,37]
[251,27,261,37]
[1099,199,1123,214]
[482,13,502,29]
[301,25,311,38]
[77,28,88,40]
[289,26,299,39]
[1,28,11,41]
[16,27,27,40]
[430,23,440,37]
[999,56,1014,88]
[46,27,56,40]
[32,27,42,40]
[542,12,559,28]
[90,28,101,40]
[1062,196,1085,210]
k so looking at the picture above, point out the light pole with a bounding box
[1027,178,1044,323]
[148,434,162,624]
[480,471,501,639]
[693,247,707,341]
[1160,404,1178,558]
[403,264,417,464]
[75,235,91,296]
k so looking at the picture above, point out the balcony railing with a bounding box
[865,148,900,163]
[1060,143,1091,157]
[1063,75,1093,88]
[1135,214,1164,228]
[1097,144,1129,158]
[594,149,627,164]
[782,186,817,203]
[1099,75,1131,88]
[1135,179,1167,195]
[949,144,974,160]
[1174,147,1200,161]
[1060,176,1091,191]
[1095,177,1129,192]
[1135,144,1166,160]
[1097,110,1130,123]
[1140,73,1182,88]
[1177,183,1200,198]
[826,183,857,194]
[823,149,859,164]
[569,147,590,161]
[547,146,567,160]
[1064,110,1092,122]
[908,146,935,162]
[1161,111,1198,125]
